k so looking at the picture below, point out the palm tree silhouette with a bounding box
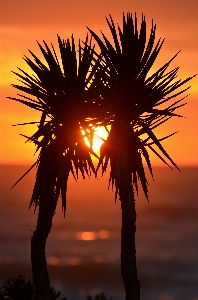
[8,13,196,300]
[8,35,105,299]
[87,13,196,299]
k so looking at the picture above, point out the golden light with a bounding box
[75,231,97,241]
[83,126,110,154]
[75,230,110,241]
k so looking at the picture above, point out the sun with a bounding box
[83,126,110,154]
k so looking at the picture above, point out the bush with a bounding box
[0,276,115,300]
[0,276,66,300]
[86,293,113,300]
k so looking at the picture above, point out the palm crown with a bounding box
[87,13,196,199]
[8,35,106,214]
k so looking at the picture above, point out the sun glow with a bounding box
[82,126,110,154]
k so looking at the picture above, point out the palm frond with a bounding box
[9,35,105,214]
[88,12,196,200]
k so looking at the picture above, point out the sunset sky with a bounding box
[0,0,197,166]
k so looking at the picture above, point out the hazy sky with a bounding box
[0,0,197,165]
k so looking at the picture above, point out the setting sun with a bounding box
[82,126,110,154]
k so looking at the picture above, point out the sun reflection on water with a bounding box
[47,256,60,266]
[47,256,82,266]
[75,231,97,241]
[75,230,110,241]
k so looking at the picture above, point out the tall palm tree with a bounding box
[87,13,196,300]
[8,35,106,300]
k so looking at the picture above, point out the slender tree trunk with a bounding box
[31,171,58,300]
[120,186,140,300]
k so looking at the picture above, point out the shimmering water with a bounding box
[0,165,198,299]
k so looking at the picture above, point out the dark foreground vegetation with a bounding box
[0,276,114,300]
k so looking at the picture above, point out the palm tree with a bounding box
[87,13,196,299]
[8,35,106,300]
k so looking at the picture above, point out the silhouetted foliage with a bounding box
[87,293,113,300]
[0,277,115,300]
[87,13,196,199]
[9,35,107,214]
[0,276,66,300]
[87,12,196,300]
[8,34,109,299]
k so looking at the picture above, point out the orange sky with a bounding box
[0,0,198,166]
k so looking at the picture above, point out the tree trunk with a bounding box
[120,186,140,300]
[31,172,58,300]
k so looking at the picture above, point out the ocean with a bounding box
[0,165,198,300]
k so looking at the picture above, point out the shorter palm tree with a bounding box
[87,13,196,299]
[8,35,106,299]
